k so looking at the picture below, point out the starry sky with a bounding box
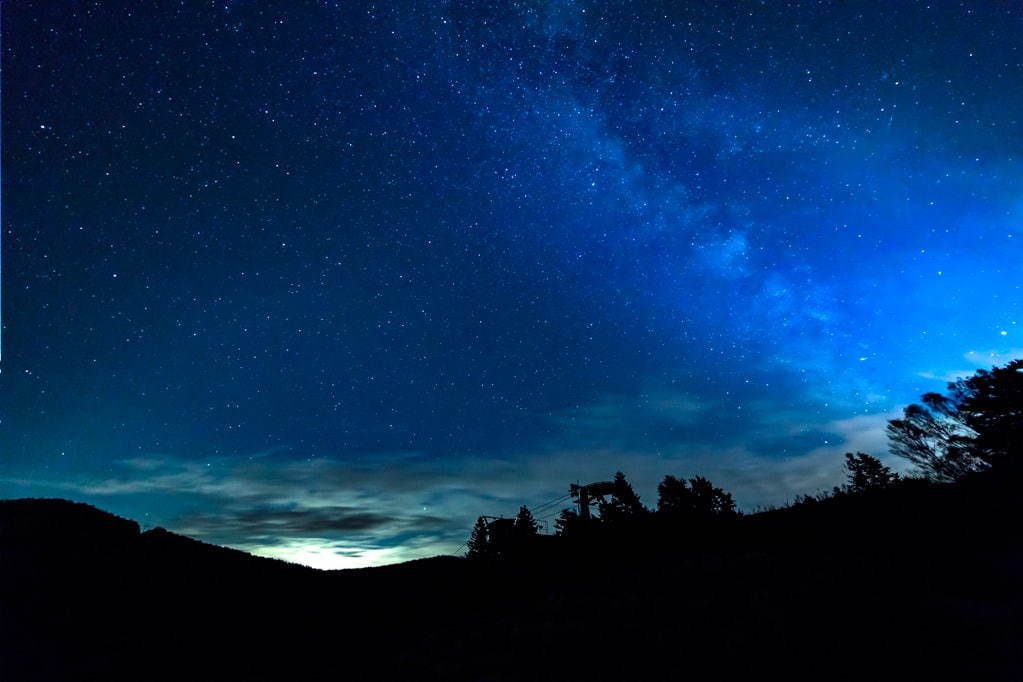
[2,0,1022,568]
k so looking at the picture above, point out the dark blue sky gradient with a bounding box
[3,1,1022,566]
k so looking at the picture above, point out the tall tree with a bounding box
[466,516,490,559]
[887,360,1023,480]
[514,505,539,537]
[887,393,977,481]
[952,359,1023,471]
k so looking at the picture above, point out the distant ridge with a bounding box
[2,483,1021,681]
[0,497,315,573]
[0,498,140,542]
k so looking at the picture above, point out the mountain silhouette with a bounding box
[2,484,1021,681]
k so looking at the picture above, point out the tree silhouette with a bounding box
[597,472,646,524]
[840,452,899,494]
[554,507,581,536]
[514,505,539,537]
[689,476,737,517]
[952,359,1023,472]
[656,475,690,514]
[887,393,977,481]
[887,360,1023,480]
[466,516,490,559]
[657,475,736,519]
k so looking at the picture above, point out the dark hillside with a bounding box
[2,482,1021,680]
[0,498,140,542]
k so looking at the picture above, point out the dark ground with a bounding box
[2,476,1021,681]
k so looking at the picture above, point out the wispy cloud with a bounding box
[917,348,1023,385]
[1,389,906,568]
[964,348,1023,368]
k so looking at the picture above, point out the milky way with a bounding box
[3,1,1022,567]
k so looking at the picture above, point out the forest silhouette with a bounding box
[2,362,1023,680]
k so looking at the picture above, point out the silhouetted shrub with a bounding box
[790,491,832,508]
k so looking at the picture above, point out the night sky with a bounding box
[3,1,1022,568]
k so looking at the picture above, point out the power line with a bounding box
[529,493,572,516]
[457,492,574,546]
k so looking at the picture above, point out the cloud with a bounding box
[917,348,1023,385]
[177,506,416,536]
[797,409,909,473]
[918,369,974,384]
[964,348,1023,368]
[1,389,909,568]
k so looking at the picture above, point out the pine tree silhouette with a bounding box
[514,505,539,537]
[466,516,490,559]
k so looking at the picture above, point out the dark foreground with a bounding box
[2,478,1021,681]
